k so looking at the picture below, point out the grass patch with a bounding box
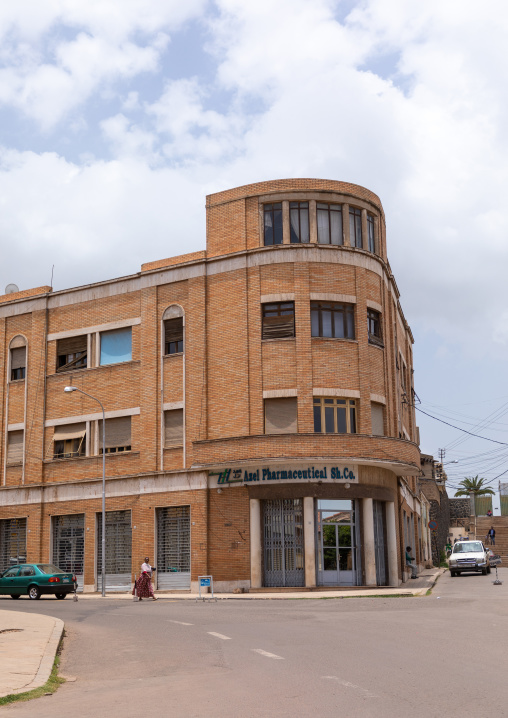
[0,648,65,705]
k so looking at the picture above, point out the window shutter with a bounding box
[164,410,183,446]
[99,417,131,449]
[10,347,26,370]
[262,315,295,339]
[371,403,384,435]
[164,318,183,344]
[57,335,87,356]
[264,398,298,434]
[53,423,86,441]
[7,430,24,464]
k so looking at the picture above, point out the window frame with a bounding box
[313,397,357,434]
[310,301,355,339]
[289,201,310,244]
[53,437,86,460]
[261,302,295,340]
[349,207,363,248]
[10,346,26,382]
[164,317,184,356]
[367,309,384,347]
[367,213,375,253]
[316,202,343,245]
[263,203,283,246]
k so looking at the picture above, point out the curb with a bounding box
[9,617,64,696]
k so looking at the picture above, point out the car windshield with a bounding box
[36,564,65,574]
[453,542,483,553]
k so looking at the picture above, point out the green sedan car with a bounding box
[0,564,76,600]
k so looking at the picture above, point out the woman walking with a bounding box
[133,557,157,601]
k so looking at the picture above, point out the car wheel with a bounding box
[10,594,20,599]
[55,593,66,600]
[487,566,491,574]
[450,571,455,577]
[482,568,488,576]
[28,585,41,600]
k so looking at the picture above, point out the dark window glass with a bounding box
[57,352,87,371]
[53,438,86,460]
[164,318,184,355]
[10,346,26,381]
[367,214,375,253]
[349,208,362,248]
[310,302,355,339]
[367,309,383,347]
[313,405,322,433]
[317,203,342,245]
[262,302,295,339]
[290,202,310,243]
[11,367,26,381]
[313,397,357,434]
[264,203,283,246]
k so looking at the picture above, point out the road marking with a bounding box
[322,676,378,698]
[207,632,231,640]
[168,620,193,626]
[252,649,284,660]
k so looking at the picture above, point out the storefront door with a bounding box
[0,518,26,573]
[96,510,132,591]
[317,500,357,586]
[373,500,387,586]
[263,499,304,587]
[52,514,85,591]
[156,506,191,590]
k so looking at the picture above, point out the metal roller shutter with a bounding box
[157,506,190,590]
[263,499,304,587]
[52,514,85,591]
[96,511,132,591]
[0,518,27,573]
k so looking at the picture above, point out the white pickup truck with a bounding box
[449,540,491,577]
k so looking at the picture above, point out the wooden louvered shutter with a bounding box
[99,417,131,449]
[262,315,295,339]
[54,423,86,441]
[264,398,297,434]
[57,335,87,355]
[371,403,384,436]
[165,318,183,344]
[10,347,26,370]
[7,431,24,464]
[164,410,183,446]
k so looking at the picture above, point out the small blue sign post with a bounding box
[197,575,215,602]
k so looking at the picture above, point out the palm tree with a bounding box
[454,476,495,498]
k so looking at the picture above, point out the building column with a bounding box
[362,498,377,586]
[303,496,316,587]
[386,501,399,586]
[250,499,262,588]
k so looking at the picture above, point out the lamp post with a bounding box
[64,386,106,597]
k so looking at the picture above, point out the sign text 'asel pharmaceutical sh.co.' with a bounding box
[210,464,359,486]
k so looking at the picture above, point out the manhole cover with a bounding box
[0,628,23,634]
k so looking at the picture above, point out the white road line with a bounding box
[207,632,231,640]
[168,620,193,626]
[322,676,378,698]
[252,649,284,660]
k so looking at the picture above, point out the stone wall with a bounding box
[449,498,471,521]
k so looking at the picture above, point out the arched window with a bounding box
[9,335,27,381]
[162,305,184,356]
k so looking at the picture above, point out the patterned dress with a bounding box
[133,571,155,598]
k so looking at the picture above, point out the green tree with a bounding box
[454,476,495,498]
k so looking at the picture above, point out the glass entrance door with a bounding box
[317,500,357,586]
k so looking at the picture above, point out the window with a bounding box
[367,309,383,347]
[100,327,132,366]
[10,347,26,381]
[56,335,87,372]
[264,398,298,434]
[99,416,131,454]
[7,430,23,465]
[349,208,362,248]
[289,202,309,243]
[371,403,384,435]
[367,214,375,253]
[262,302,295,339]
[2,567,19,578]
[164,318,183,355]
[53,424,86,459]
[264,203,283,245]
[313,397,357,434]
[317,203,342,245]
[311,302,355,339]
[19,565,35,576]
[164,409,183,447]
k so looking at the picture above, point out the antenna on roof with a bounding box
[50,265,54,288]
[5,283,19,295]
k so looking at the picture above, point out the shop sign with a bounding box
[210,464,358,486]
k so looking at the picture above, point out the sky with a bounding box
[1,0,507,501]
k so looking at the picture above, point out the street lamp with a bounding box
[64,386,106,597]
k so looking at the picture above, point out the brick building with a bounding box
[0,178,423,591]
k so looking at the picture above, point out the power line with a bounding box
[415,406,508,446]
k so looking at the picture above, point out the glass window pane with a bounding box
[325,406,335,433]
[322,310,332,337]
[350,407,356,433]
[338,548,352,570]
[317,208,329,244]
[273,206,283,244]
[264,208,273,246]
[311,309,320,337]
[100,328,132,366]
[330,210,342,245]
[290,207,300,243]
[313,405,322,433]
[324,399,334,404]
[346,310,355,338]
[323,525,337,547]
[300,207,310,242]
[338,525,352,546]
[333,310,345,338]
[356,221,362,248]
[323,548,337,571]
[337,407,347,433]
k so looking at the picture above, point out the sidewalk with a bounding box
[0,610,64,698]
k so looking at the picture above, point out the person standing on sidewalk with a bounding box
[405,546,418,579]
[488,526,496,546]
[133,557,158,601]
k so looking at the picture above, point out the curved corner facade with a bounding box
[0,179,428,591]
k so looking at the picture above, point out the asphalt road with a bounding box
[2,569,508,718]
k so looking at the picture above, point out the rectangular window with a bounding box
[289,202,310,243]
[53,423,86,459]
[264,203,283,246]
[367,214,375,253]
[367,309,383,347]
[10,347,26,381]
[349,208,362,248]
[56,335,87,373]
[264,397,298,434]
[371,403,384,435]
[99,416,131,454]
[313,397,357,434]
[310,302,355,339]
[164,318,183,355]
[7,430,23,464]
[317,203,342,245]
[100,327,132,366]
[164,409,184,447]
[262,302,295,339]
